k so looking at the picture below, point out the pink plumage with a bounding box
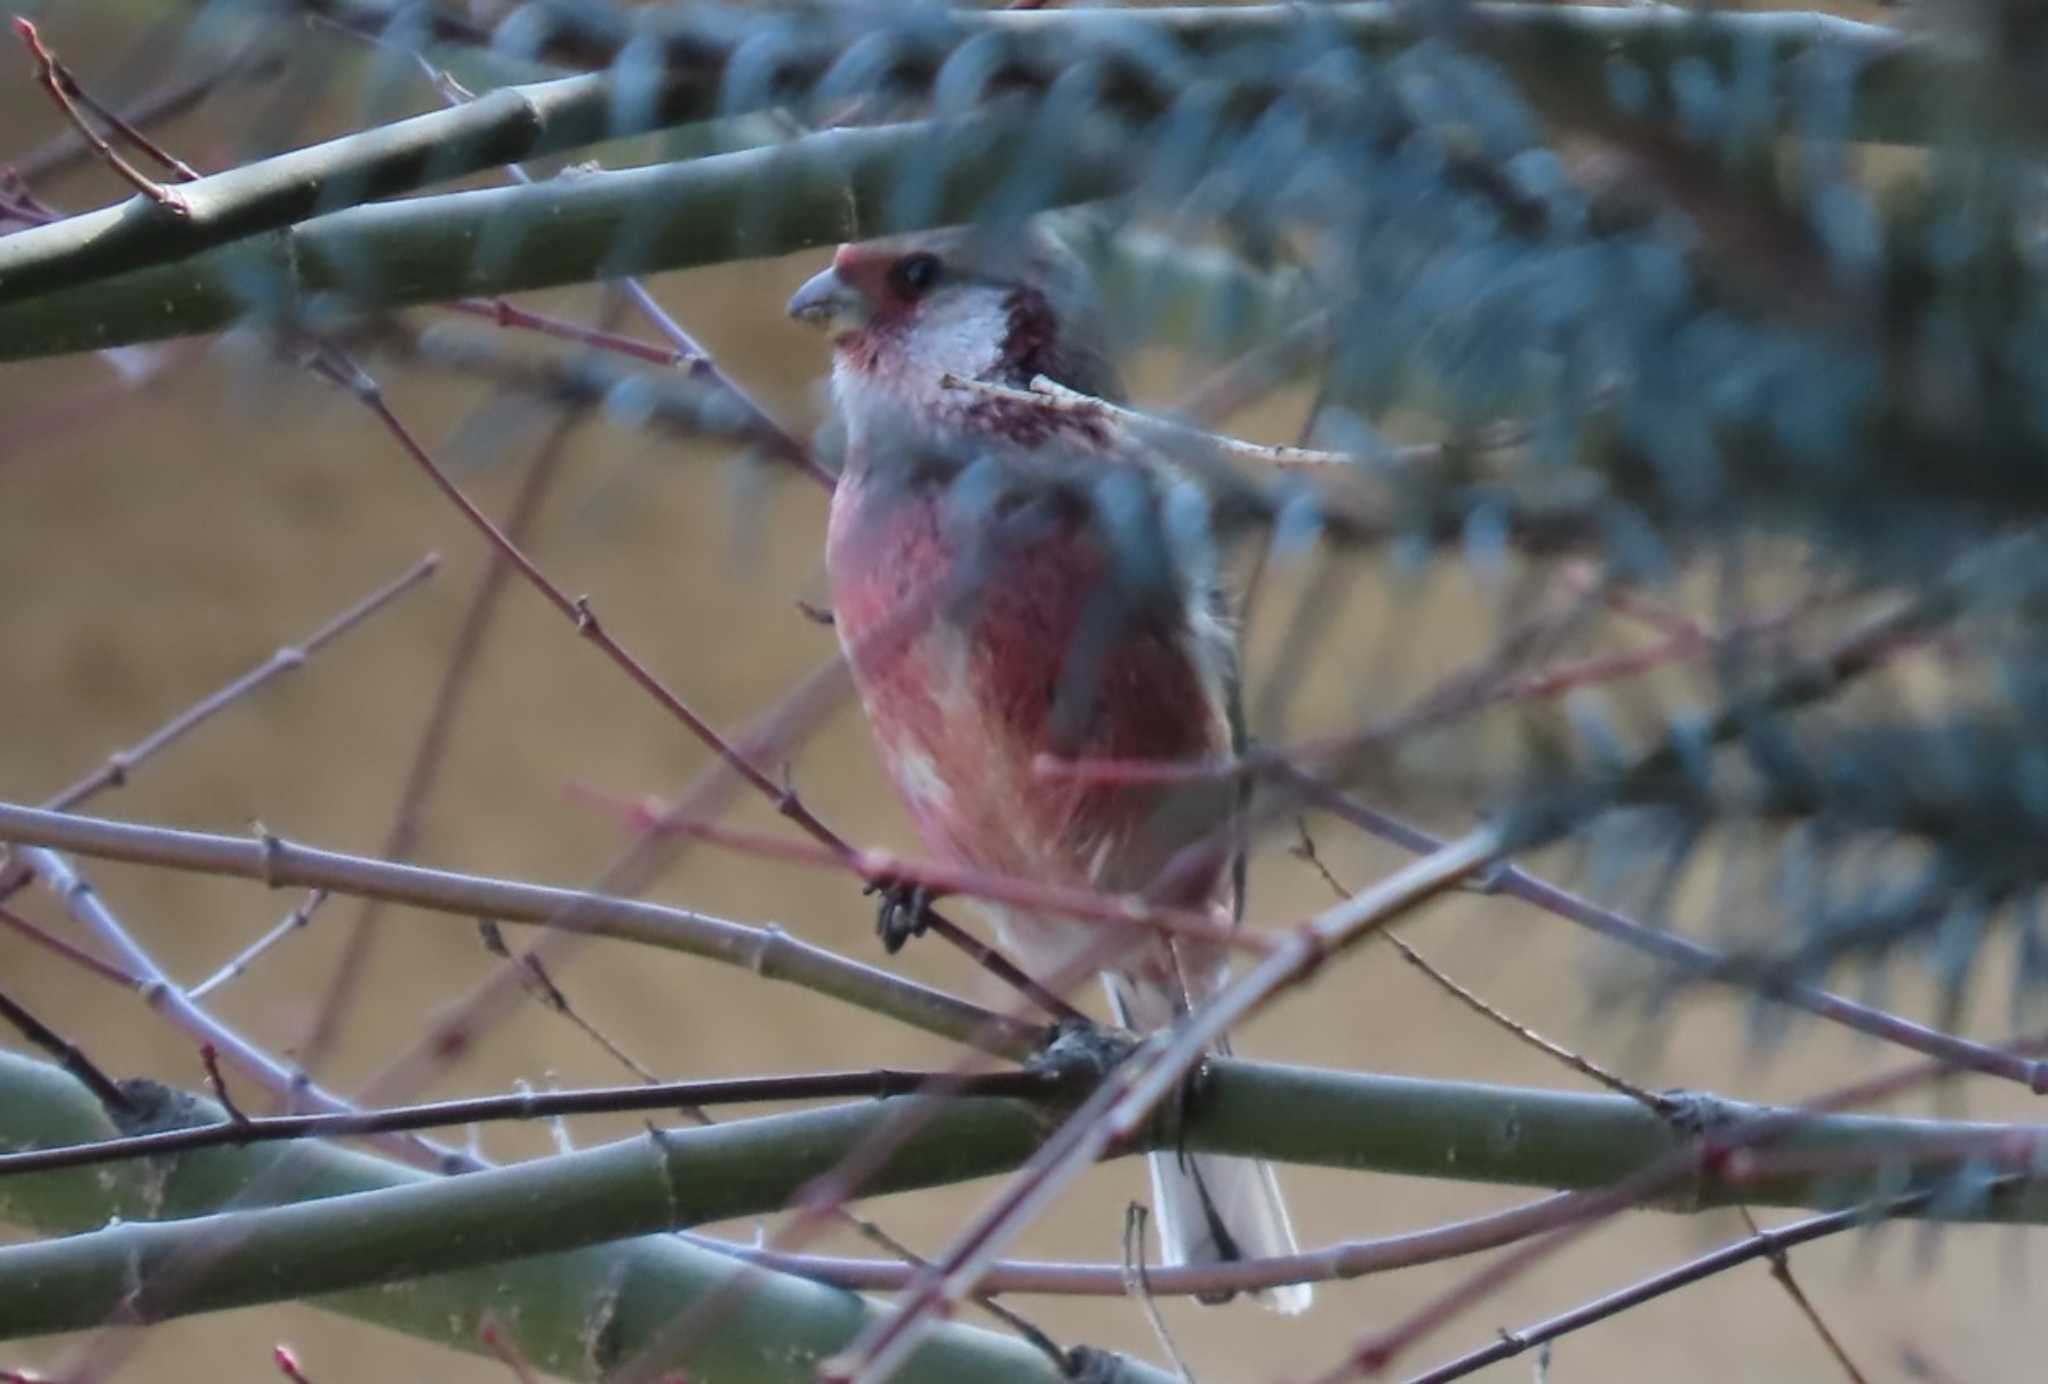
[790,224,1308,1312]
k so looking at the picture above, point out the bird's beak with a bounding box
[786,266,865,334]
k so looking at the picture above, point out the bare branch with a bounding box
[41,555,440,815]
[11,18,191,215]
[0,800,1041,1058]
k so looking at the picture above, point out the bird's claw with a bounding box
[866,877,932,954]
[1029,1016,1137,1087]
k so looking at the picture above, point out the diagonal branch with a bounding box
[0,5,1928,314]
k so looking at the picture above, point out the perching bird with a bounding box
[788,221,1308,1312]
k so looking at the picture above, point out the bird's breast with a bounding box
[826,458,1233,897]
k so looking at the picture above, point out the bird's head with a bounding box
[787,222,1122,448]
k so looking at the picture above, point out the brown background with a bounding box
[2,5,2038,1380]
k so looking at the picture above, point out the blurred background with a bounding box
[5,1,2043,1381]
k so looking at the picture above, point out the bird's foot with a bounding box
[1029,1016,1137,1089]
[866,876,933,955]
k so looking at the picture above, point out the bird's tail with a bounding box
[1107,971,1312,1314]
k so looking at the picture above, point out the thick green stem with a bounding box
[3,1049,2045,1347]
[0,117,1135,360]
[0,4,1919,286]
[0,4,1943,353]
[0,1052,1166,1383]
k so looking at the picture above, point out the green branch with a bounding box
[0,1052,1166,1383]
[0,4,1941,342]
[0,117,1136,360]
[4,1044,2045,1347]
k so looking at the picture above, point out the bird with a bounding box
[788,221,1309,1313]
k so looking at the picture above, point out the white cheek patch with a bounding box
[904,292,1010,382]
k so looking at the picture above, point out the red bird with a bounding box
[789,224,1308,1311]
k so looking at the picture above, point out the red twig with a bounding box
[568,783,1266,955]
[9,44,279,185]
[479,1319,543,1384]
[405,46,828,488]
[1299,777,2048,1091]
[821,832,1500,1384]
[442,297,699,368]
[1317,1026,2048,1381]
[312,348,1079,1023]
[1736,1206,1870,1384]
[297,393,587,1076]
[0,900,139,989]
[272,1345,315,1384]
[1394,1193,1938,1384]
[198,1043,250,1125]
[11,18,192,214]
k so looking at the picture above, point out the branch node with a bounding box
[253,824,284,889]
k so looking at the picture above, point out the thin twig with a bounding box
[0,800,1039,1058]
[18,845,471,1173]
[1299,778,2048,1091]
[0,984,132,1114]
[1394,1187,1962,1384]
[415,52,823,484]
[11,19,191,213]
[307,349,1079,1025]
[10,44,281,185]
[821,831,1501,1384]
[1316,1013,2048,1381]
[478,919,667,1086]
[1734,1206,1871,1384]
[42,556,440,815]
[0,554,437,912]
[1290,821,1677,1116]
[0,900,139,989]
[441,298,697,368]
[572,784,1266,957]
[187,891,329,1000]
[1122,1204,1197,1384]
[198,1044,250,1126]
[298,370,590,1075]
[942,373,1370,469]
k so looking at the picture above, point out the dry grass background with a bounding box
[2,6,2042,1380]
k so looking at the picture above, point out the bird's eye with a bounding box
[890,252,942,297]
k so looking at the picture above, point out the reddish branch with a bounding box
[0,900,138,989]
[1392,1191,1944,1384]
[11,19,194,214]
[1298,777,2048,1091]
[311,349,1081,1024]
[819,832,1501,1384]
[571,783,1267,956]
